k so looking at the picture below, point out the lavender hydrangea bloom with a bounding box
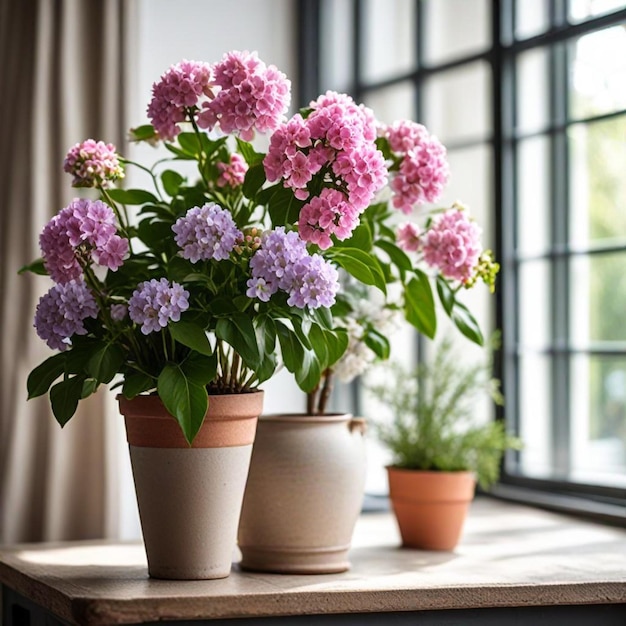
[172,203,242,262]
[128,278,190,335]
[110,303,128,321]
[246,227,339,309]
[39,198,128,283]
[34,280,98,350]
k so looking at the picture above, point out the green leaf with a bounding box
[169,320,213,355]
[324,327,349,368]
[27,352,67,399]
[82,378,98,398]
[18,258,48,276]
[275,321,305,373]
[164,143,196,160]
[106,189,159,205]
[451,301,484,346]
[157,364,208,445]
[295,350,322,393]
[50,376,86,427]
[137,219,174,252]
[364,328,391,360]
[308,324,329,370]
[129,124,157,142]
[161,170,184,197]
[336,223,372,251]
[236,138,265,165]
[181,352,218,386]
[254,316,277,384]
[177,132,201,156]
[374,239,412,274]
[436,276,455,316]
[242,163,266,199]
[404,272,437,339]
[268,187,302,227]
[328,248,387,294]
[122,373,155,399]
[87,343,125,384]
[215,314,260,370]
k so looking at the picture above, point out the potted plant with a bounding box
[368,336,522,551]
[237,111,499,573]
[21,50,497,578]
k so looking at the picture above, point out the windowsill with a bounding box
[0,497,625,625]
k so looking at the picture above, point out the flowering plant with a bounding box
[22,51,497,444]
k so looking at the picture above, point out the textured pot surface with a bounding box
[119,391,263,580]
[387,467,475,551]
[238,414,367,574]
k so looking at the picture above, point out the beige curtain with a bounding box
[0,0,129,544]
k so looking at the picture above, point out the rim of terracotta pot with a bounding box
[386,466,475,478]
[118,390,264,449]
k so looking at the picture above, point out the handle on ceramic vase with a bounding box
[348,416,367,435]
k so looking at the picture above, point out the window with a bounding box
[307,0,626,519]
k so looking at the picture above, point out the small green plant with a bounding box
[368,336,521,490]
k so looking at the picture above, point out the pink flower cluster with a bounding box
[216,153,248,188]
[246,227,339,309]
[422,209,482,283]
[197,50,291,141]
[147,60,213,141]
[264,91,387,248]
[34,280,98,350]
[39,198,128,283]
[128,278,190,335]
[396,222,421,252]
[63,139,124,188]
[384,120,449,214]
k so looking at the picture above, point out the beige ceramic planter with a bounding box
[238,413,367,574]
[119,391,263,580]
[387,467,475,551]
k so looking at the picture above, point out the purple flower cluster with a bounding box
[264,91,387,247]
[172,203,242,262]
[147,60,213,141]
[39,198,128,283]
[422,209,482,283]
[216,153,248,188]
[197,50,291,141]
[34,280,98,350]
[63,139,124,188]
[128,278,190,335]
[384,120,449,214]
[246,228,339,309]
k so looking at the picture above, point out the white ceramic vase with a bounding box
[237,413,367,574]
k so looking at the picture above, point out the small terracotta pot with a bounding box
[238,413,367,574]
[387,467,475,551]
[119,391,263,580]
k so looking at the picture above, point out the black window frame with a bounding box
[297,0,626,524]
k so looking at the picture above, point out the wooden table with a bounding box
[1,498,625,625]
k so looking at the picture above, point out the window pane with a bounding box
[362,81,415,124]
[571,252,626,344]
[569,0,626,22]
[362,0,416,82]
[570,354,626,487]
[423,0,490,64]
[517,354,553,478]
[516,0,550,39]
[423,62,491,143]
[569,116,626,247]
[519,261,552,349]
[570,26,626,120]
[445,145,492,234]
[517,136,551,254]
[320,0,354,92]
[516,47,551,134]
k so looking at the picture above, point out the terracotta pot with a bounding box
[387,467,475,551]
[118,391,263,580]
[237,413,367,574]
